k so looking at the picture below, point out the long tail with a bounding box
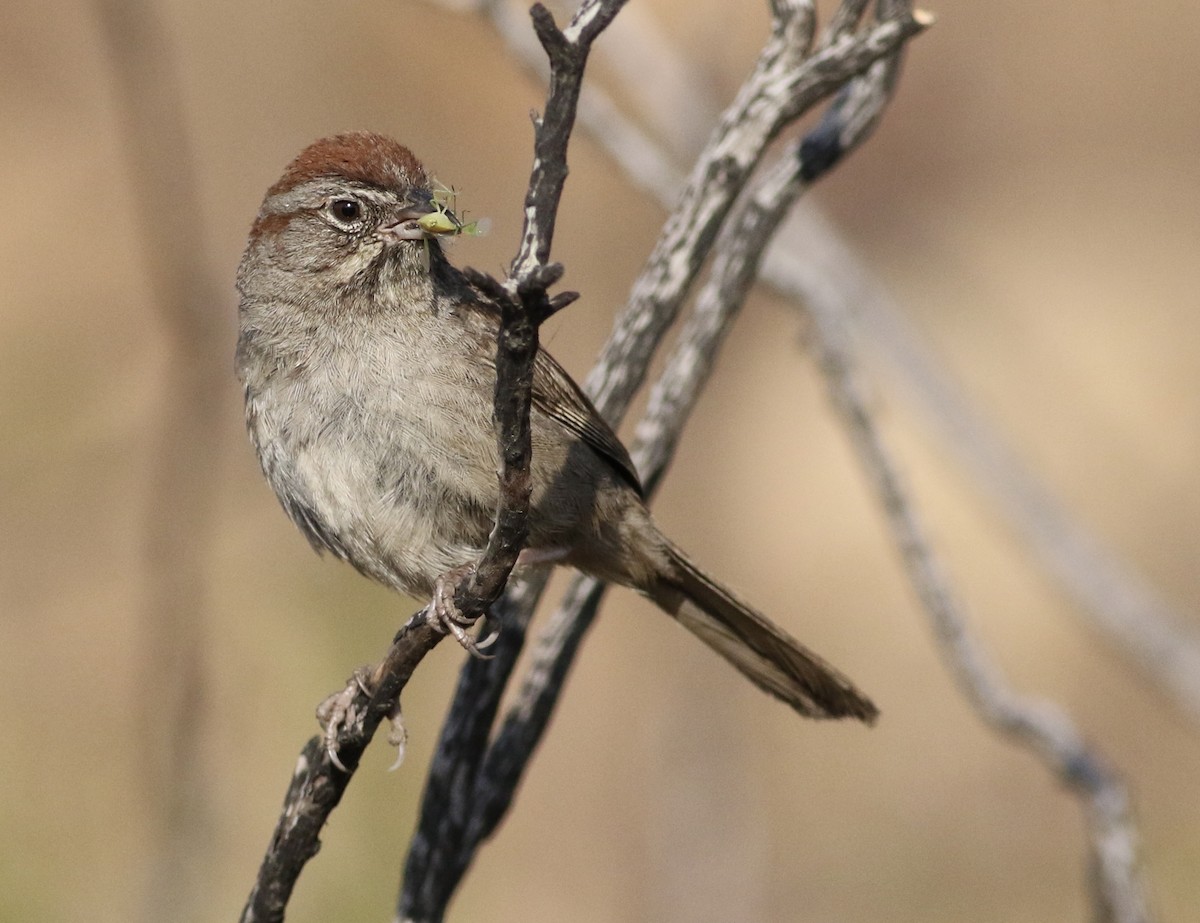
[649,542,878,723]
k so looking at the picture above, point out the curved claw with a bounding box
[386,704,408,772]
[437,614,496,659]
[327,741,349,773]
[474,625,500,650]
[316,669,372,773]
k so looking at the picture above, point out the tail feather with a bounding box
[650,543,878,723]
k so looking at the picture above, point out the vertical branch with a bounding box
[94,3,227,922]
[508,0,630,276]
[398,5,633,917]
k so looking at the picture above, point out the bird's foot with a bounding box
[316,667,408,772]
[429,566,499,658]
[316,668,371,772]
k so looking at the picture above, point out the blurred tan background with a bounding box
[2,0,1198,921]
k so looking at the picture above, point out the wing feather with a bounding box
[531,349,643,496]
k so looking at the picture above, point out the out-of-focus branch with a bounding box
[695,9,1149,915]
[94,3,227,922]
[447,0,1200,724]
[400,0,928,913]
[801,229,1153,923]
[769,206,1200,725]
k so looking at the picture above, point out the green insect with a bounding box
[417,209,461,236]
[419,181,489,237]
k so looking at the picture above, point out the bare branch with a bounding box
[561,8,1158,915]
[460,10,918,856]
[584,3,928,421]
[806,274,1153,923]
[243,4,629,921]
[593,21,1156,912]
[716,31,1154,912]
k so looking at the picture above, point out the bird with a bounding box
[235,131,877,724]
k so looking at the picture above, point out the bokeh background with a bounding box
[2,1,1198,921]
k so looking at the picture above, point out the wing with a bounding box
[532,348,644,497]
[436,258,643,496]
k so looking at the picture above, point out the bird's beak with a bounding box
[379,189,461,241]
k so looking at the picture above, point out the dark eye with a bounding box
[328,198,363,224]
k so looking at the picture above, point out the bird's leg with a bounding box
[516,545,569,568]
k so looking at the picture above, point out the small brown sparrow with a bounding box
[236,131,876,723]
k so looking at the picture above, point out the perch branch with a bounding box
[386,5,628,923]
[242,3,627,922]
